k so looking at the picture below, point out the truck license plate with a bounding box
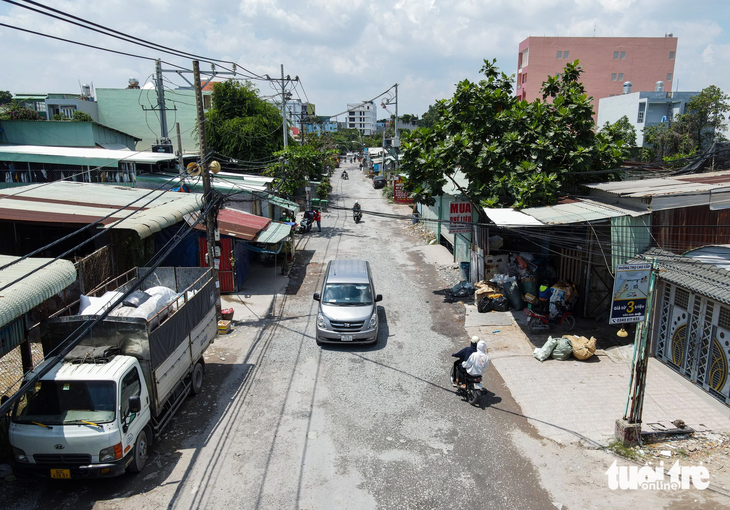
[51,469,71,479]
[340,335,353,342]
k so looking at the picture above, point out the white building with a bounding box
[597,89,699,146]
[347,102,377,135]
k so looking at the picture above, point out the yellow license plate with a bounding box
[50,469,71,479]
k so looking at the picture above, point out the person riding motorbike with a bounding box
[452,336,478,387]
[353,201,361,213]
[459,340,489,388]
[342,169,348,179]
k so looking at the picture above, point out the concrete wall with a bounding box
[96,88,210,152]
[597,91,698,145]
[517,36,678,117]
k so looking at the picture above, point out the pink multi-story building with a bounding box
[516,36,678,115]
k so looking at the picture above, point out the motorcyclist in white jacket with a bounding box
[462,340,489,376]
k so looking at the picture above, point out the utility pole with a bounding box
[193,60,221,317]
[175,123,184,173]
[615,261,658,446]
[281,64,288,148]
[394,83,399,174]
[155,59,169,143]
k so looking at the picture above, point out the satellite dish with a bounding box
[186,162,201,177]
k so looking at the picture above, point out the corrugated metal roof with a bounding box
[187,208,271,241]
[586,170,730,197]
[636,248,730,306]
[263,194,300,216]
[522,199,641,224]
[255,221,292,244]
[0,255,76,328]
[683,245,730,271]
[0,181,202,239]
[485,198,643,226]
[137,172,270,193]
[0,145,178,166]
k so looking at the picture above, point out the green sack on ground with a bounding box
[551,337,573,360]
[533,336,559,362]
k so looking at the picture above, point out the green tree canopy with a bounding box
[643,85,729,162]
[417,103,442,129]
[72,110,94,122]
[264,143,337,198]
[0,91,12,105]
[401,59,631,211]
[205,80,286,162]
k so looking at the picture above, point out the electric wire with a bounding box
[0,194,222,414]
[0,168,199,273]
[7,0,265,80]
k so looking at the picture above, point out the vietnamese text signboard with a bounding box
[609,263,652,324]
[393,177,413,204]
[448,201,472,233]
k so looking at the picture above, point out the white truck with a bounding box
[9,267,217,479]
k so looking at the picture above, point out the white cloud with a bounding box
[0,0,728,118]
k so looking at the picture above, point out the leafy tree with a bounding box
[205,80,286,162]
[72,110,94,122]
[401,59,632,211]
[0,91,12,105]
[681,85,729,150]
[0,102,42,121]
[599,116,637,148]
[417,103,443,129]
[264,143,337,198]
[641,85,729,161]
[52,113,68,121]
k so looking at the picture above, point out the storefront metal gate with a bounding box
[655,282,730,406]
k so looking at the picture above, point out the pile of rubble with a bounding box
[437,264,463,289]
[403,222,436,243]
[618,430,730,475]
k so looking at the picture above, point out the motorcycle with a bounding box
[341,171,349,180]
[525,304,575,333]
[450,362,485,405]
[295,216,313,234]
[353,210,362,223]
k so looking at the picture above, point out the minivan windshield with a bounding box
[322,284,373,305]
[12,380,116,425]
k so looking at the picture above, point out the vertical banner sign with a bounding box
[448,201,472,233]
[393,177,413,204]
[609,263,652,324]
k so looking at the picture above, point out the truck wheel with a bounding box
[191,361,204,395]
[128,429,148,473]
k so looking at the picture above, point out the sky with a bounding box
[1,0,729,122]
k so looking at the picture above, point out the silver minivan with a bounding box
[313,260,382,346]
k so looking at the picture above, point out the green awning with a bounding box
[262,194,300,216]
[254,221,292,244]
[0,256,76,329]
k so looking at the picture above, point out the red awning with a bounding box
[188,208,272,240]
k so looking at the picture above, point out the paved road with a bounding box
[4,160,554,509]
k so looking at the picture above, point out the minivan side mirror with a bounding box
[129,395,141,414]
[375,294,383,302]
[313,293,320,301]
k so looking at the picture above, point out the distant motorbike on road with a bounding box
[341,170,349,180]
[525,305,575,333]
[353,210,362,223]
[450,362,485,405]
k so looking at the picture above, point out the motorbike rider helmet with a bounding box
[355,201,359,205]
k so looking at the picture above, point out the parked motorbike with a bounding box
[353,210,362,223]
[450,362,485,405]
[525,305,575,333]
[341,171,349,180]
[295,217,313,234]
